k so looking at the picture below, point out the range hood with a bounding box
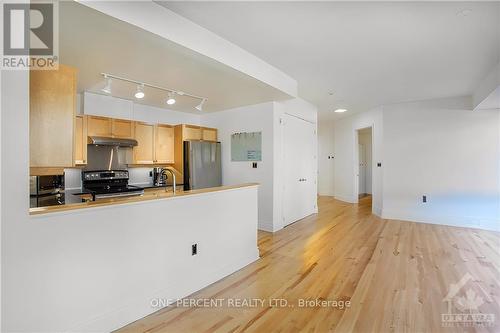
[87,136,138,147]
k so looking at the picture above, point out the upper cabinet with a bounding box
[111,118,134,138]
[74,115,88,165]
[155,124,175,164]
[133,123,174,165]
[133,122,155,164]
[87,116,134,139]
[87,116,112,137]
[175,124,218,142]
[201,127,218,142]
[30,64,77,170]
[183,125,202,141]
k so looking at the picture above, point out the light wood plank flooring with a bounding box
[117,196,500,333]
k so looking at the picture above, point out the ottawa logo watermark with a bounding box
[442,273,495,328]
[2,1,58,70]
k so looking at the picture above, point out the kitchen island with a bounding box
[22,183,260,332]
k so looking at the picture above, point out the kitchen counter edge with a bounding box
[29,183,259,216]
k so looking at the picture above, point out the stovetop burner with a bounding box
[82,170,144,200]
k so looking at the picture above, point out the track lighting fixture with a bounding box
[101,75,111,94]
[100,73,207,111]
[134,84,145,99]
[166,92,176,105]
[195,98,206,112]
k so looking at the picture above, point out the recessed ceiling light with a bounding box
[134,84,145,99]
[334,108,347,113]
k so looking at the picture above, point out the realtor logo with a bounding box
[442,273,495,328]
[2,2,58,69]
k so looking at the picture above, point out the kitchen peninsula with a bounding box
[26,63,260,332]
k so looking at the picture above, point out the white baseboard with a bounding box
[334,194,357,203]
[258,220,275,232]
[382,209,500,232]
[372,205,382,217]
[70,251,260,332]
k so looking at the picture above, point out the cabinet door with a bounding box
[155,125,174,164]
[30,64,76,168]
[112,119,134,138]
[87,116,112,137]
[133,122,155,164]
[183,125,202,141]
[202,127,217,141]
[74,115,88,165]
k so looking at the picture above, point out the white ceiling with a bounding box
[59,2,290,113]
[160,1,500,119]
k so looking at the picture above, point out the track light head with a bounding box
[101,75,111,94]
[195,98,206,112]
[134,84,145,99]
[166,92,176,105]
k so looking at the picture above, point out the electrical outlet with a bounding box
[252,162,258,168]
[377,162,382,167]
[191,244,197,256]
[422,195,427,203]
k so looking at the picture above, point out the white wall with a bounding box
[358,130,372,194]
[318,119,335,196]
[331,96,500,231]
[333,107,384,216]
[202,102,275,231]
[202,98,318,232]
[382,97,500,231]
[1,71,260,333]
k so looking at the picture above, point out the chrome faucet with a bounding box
[163,168,176,194]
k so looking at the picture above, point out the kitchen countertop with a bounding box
[29,183,259,215]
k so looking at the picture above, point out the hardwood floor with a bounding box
[117,196,500,333]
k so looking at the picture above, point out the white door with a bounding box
[358,144,366,195]
[283,114,316,226]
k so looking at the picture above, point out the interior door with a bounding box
[283,114,316,226]
[358,144,366,195]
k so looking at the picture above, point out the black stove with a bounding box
[82,170,144,200]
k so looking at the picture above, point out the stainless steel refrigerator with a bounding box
[183,141,222,190]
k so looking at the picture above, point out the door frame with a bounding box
[353,125,375,210]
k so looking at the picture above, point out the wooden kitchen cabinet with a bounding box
[30,64,77,170]
[155,124,174,164]
[87,116,112,137]
[74,115,88,165]
[133,122,155,164]
[111,118,134,138]
[201,127,218,141]
[183,125,202,140]
[88,116,134,139]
